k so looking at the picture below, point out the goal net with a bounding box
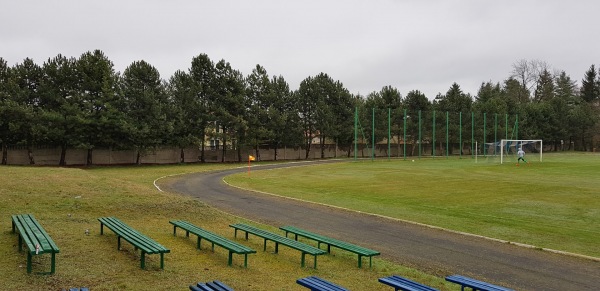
[499,139,543,164]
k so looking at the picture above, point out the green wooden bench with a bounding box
[229,223,326,268]
[11,214,60,274]
[170,220,256,267]
[98,217,170,269]
[446,275,514,291]
[297,276,348,291]
[379,275,440,291]
[280,225,380,268]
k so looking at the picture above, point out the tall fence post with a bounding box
[432,110,436,158]
[418,110,422,159]
[459,111,462,159]
[372,107,375,161]
[403,109,407,160]
[354,107,358,161]
[388,108,391,161]
[446,111,449,159]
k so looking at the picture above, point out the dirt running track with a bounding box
[161,161,599,291]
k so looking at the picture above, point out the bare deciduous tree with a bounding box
[511,59,550,100]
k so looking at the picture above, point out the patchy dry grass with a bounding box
[0,163,452,290]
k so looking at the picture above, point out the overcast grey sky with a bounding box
[2,0,599,98]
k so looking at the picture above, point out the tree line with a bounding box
[1,51,599,165]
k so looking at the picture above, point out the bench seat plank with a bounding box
[281,225,380,268]
[190,280,234,291]
[11,214,60,274]
[98,217,170,269]
[230,223,326,268]
[170,220,255,267]
[445,275,514,291]
[100,217,169,254]
[297,276,348,291]
[378,275,439,291]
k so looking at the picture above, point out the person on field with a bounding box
[517,147,528,164]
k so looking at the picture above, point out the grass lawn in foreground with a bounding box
[0,163,452,290]
[226,152,600,258]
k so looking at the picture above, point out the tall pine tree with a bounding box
[580,65,599,103]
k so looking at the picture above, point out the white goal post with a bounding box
[500,139,543,164]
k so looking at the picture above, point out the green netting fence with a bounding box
[353,107,519,160]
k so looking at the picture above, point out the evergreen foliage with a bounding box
[0,52,599,165]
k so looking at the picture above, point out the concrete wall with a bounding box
[5,147,202,166]
[3,143,475,166]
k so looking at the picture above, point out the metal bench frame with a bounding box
[98,217,170,269]
[170,220,256,267]
[11,214,60,274]
[281,225,380,268]
[230,223,326,268]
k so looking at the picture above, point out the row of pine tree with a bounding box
[1,51,598,165]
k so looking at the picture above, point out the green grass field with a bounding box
[226,152,600,258]
[1,153,597,290]
[0,163,449,291]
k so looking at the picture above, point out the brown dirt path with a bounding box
[160,161,599,291]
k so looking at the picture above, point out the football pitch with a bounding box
[226,152,600,258]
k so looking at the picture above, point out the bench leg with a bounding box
[211,242,215,252]
[11,220,15,233]
[327,244,331,253]
[369,256,373,268]
[197,237,201,249]
[301,252,305,268]
[358,255,363,268]
[27,252,32,273]
[274,242,279,254]
[18,234,23,252]
[263,238,267,251]
[51,251,56,274]
[160,253,165,270]
[173,225,177,236]
[141,251,146,269]
[244,254,248,268]
[117,236,121,250]
[100,223,104,235]
[228,251,233,266]
[314,255,318,269]
[186,230,190,237]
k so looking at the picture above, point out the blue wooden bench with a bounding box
[297,276,348,291]
[189,280,234,291]
[98,217,170,269]
[230,223,326,268]
[11,214,60,274]
[280,225,380,268]
[62,288,89,291]
[170,220,256,267]
[378,275,439,291]
[445,275,514,291]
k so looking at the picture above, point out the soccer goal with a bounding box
[500,139,543,164]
